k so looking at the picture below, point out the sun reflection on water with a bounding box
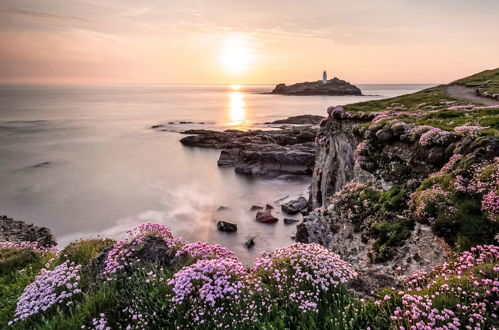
[228,91,246,126]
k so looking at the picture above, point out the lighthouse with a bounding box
[322,70,328,84]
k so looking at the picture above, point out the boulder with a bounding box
[284,218,300,225]
[281,197,308,214]
[244,237,255,248]
[256,211,278,224]
[216,221,237,232]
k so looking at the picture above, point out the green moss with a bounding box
[58,238,115,266]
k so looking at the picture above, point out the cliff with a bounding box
[271,77,362,96]
[297,70,499,277]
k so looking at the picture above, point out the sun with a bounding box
[219,36,254,74]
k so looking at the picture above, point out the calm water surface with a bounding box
[0,83,433,263]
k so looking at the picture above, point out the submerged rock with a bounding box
[216,221,237,232]
[250,205,264,211]
[283,218,300,225]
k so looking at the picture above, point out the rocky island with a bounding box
[271,72,362,96]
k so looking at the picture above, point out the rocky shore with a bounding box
[176,121,319,176]
[271,77,362,96]
[0,215,56,247]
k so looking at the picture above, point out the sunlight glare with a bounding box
[219,36,254,75]
[228,91,245,126]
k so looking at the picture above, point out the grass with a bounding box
[451,67,499,95]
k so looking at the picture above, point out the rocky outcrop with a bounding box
[0,215,56,247]
[309,108,379,209]
[297,210,448,276]
[296,108,460,276]
[271,78,362,96]
[180,127,317,176]
[266,115,325,125]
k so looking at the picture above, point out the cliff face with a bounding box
[297,105,498,277]
[271,78,362,96]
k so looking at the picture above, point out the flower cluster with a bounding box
[431,153,463,177]
[103,223,180,279]
[454,125,489,133]
[253,243,357,313]
[175,241,235,261]
[375,245,499,329]
[410,186,451,223]
[10,261,82,324]
[167,257,258,327]
[0,241,58,254]
[419,127,453,147]
[81,313,111,330]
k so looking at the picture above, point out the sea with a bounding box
[0,83,433,263]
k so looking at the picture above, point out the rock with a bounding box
[33,161,51,168]
[93,236,183,277]
[281,197,308,214]
[250,205,263,211]
[271,78,362,96]
[151,124,165,129]
[256,210,278,224]
[244,237,255,248]
[180,126,318,176]
[349,272,398,298]
[0,215,56,247]
[427,147,446,165]
[295,222,309,243]
[216,221,237,232]
[265,204,274,210]
[375,127,394,142]
[217,206,229,211]
[284,218,300,225]
[267,115,325,125]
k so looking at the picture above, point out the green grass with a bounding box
[451,67,499,95]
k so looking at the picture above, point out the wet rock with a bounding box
[216,221,237,232]
[250,205,264,211]
[284,218,300,225]
[256,210,278,224]
[281,197,308,214]
[0,215,56,247]
[244,237,255,248]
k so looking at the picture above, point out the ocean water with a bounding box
[0,83,433,263]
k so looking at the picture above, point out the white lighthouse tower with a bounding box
[322,70,328,84]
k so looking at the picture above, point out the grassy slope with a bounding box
[451,67,499,94]
[345,69,499,136]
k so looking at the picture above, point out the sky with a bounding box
[0,0,498,84]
